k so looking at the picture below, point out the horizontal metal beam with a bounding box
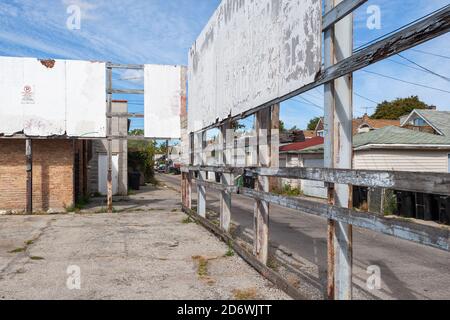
[240,188,450,252]
[194,179,238,193]
[186,166,450,195]
[322,0,368,30]
[106,63,144,70]
[106,112,144,118]
[192,5,450,133]
[108,135,180,141]
[253,167,450,196]
[108,89,144,95]
[187,165,237,174]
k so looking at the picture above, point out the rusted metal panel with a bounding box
[0,57,106,138]
[188,0,322,132]
[191,5,450,133]
[23,58,66,136]
[144,65,185,139]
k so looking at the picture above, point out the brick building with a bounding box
[0,139,90,213]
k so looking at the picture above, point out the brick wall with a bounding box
[0,139,76,212]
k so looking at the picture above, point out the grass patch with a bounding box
[192,256,209,278]
[94,207,118,214]
[171,208,178,212]
[66,195,91,213]
[273,184,303,197]
[24,240,34,246]
[224,242,235,257]
[232,288,258,300]
[30,256,44,261]
[9,247,26,254]
[182,217,193,224]
[267,256,280,272]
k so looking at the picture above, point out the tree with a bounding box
[307,117,321,131]
[371,96,430,120]
[129,129,144,136]
[279,120,287,132]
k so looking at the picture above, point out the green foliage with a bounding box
[383,190,398,216]
[274,184,303,197]
[128,139,157,183]
[129,129,144,136]
[279,120,286,132]
[66,195,90,213]
[371,96,430,120]
[307,117,321,131]
[225,242,235,257]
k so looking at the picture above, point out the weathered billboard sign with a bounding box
[144,65,186,139]
[0,57,106,137]
[188,0,322,132]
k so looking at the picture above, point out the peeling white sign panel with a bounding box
[144,65,186,139]
[0,57,106,137]
[188,0,322,132]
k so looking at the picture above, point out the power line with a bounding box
[411,49,450,60]
[361,70,450,94]
[354,93,379,105]
[387,58,431,73]
[397,53,450,82]
[354,4,450,52]
[293,96,324,110]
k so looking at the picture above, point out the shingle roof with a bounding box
[280,136,324,153]
[299,126,450,153]
[352,117,400,135]
[415,110,450,136]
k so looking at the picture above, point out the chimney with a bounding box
[362,113,370,122]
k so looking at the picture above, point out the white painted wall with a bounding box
[353,149,450,173]
[188,0,321,132]
[144,65,184,139]
[301,158,327,199]
[0,57,106,137]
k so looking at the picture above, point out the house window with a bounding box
[317,130,324,137]
[414,118,426,126]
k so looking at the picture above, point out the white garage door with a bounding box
[98,154,119,196]
[302,158,327,199]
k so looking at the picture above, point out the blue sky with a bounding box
[0,0,449,133]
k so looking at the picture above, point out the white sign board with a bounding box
[144,65,185,139]
[188,0,322,132]
[0,57,106,137]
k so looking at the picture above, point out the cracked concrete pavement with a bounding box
[0,185,289,300]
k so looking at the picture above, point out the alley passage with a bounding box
[0,184,288,300]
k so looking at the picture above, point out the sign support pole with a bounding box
[25,138,32,214]
[107,66,113,213]
[324,0,354,300]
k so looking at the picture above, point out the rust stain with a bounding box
[39,59,56,69]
